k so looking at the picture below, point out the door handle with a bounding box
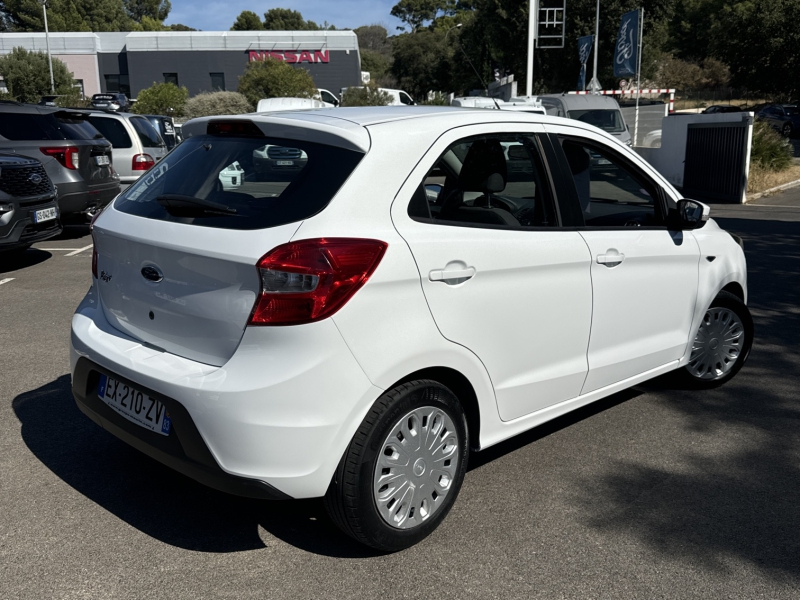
[429,266,476,282]
[596,251,625,266]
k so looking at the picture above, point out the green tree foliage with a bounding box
[0,47,76,103]
[184,91,253,119]
[340,82,393,106]
[391,29,454,98]
[262,8,335,31]
[711,0,800,96]
[4,0,134,32]
[132,82,188,117]
[750,121,792,171]
[124,0,170,22]
[237,58,317,106]
[361,50,390,81]
[231,10,264,31]
[655,55,730,90]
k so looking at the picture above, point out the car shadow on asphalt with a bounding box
[0,248,51,274]
[53,224,91,241]
[568,215,800,577]
[12,375,380,559]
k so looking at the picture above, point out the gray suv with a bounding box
[0,153,61,253]
[0,102,120,220]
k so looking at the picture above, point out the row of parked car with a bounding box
[0,99,177,254]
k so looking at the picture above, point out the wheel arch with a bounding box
[721,281,745,302]
[391,367,482,451]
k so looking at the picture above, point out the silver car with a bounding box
[84,111,168,185]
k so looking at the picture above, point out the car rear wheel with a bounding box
[324,380,469,551]
[680,290,753,388]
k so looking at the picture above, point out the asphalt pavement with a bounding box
[1,195,799,598]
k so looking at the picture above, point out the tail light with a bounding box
[249,238,388,326]
[132,154,155,171]
[41,146,79,170]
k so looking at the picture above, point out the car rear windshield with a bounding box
[130,117,164,148]
[87,116,133,148]
[568,109,626,133]
[0,112,102,141]
[114,134,364,230]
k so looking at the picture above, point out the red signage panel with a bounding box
[248,50,330,64]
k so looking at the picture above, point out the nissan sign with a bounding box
[248,50,330,64]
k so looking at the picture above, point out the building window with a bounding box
[210,72,225,91]
[164,73,179,86]
[104,75,130,97]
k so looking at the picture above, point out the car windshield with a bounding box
[115,134,363,230]
[568,109,626,133]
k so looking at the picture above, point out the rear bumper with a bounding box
[70,286,381,499]
[58,180,120,216]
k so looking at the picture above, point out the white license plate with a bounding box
[33,207,57,223]
[98,374,171,436]
[276,160,294,166]
[95,155,110,166]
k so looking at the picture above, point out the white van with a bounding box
[450,96,546,115]
[341,87,416,106]
[538,94,631,146]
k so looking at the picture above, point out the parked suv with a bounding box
[0,102,119,220]
[757,104,800,138]
[0,153,61,252]
[83,111,167,185]
[91,93,130,112]
[72,108,751,552]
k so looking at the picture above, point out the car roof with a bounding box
[181,106,611,153]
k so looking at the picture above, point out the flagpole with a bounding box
[634,7,643,147]
[526,0,539,96]
[589,0,600,93]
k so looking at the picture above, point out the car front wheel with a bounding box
[324,380,469,551]
[781,123,792,137]
[681,290,753,388]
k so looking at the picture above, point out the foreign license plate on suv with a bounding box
[95,155,110,166]
[276,160,293,166]
[33,207,57,223]
[98,374,171,436]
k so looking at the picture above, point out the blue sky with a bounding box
[168,0,406,33]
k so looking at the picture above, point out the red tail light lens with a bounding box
[249,238,388,326]
[132,154,155,171]
[40,146,79,170]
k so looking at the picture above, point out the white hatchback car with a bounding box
[71,107,752,551]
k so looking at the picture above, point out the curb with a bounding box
[747,177,800,202]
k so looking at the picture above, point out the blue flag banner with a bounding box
[577,35,594,90]
[614,10,640,78]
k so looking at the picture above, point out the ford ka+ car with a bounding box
[71,107,752,551]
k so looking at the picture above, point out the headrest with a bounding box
[458,139,507,192]
[562,142,591,175]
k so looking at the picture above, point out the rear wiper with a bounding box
[156,194,237,216]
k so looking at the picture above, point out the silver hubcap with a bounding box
[373,406,460,530]
[687,307,745,380]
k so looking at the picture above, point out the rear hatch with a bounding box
[129,115,168,161]
[51,111,116,185]
[93,124,364,366]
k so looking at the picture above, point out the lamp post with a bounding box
[39,0,55,94]
[444,23,462,41]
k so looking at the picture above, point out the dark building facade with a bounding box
[0,31,362,99]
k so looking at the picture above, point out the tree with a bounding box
[231,10,264,31]
[262,8,334,31]
[354,25,393,56]
[237,58,317,107]
[4,0,134,32]
[184,91,253,119]
[361,50,391,81]
[391,0,453,31]
[340,82,393,106]
[124,0,170,23]
[0,47,76,103]
[132,82,188,117]
[391,29,454,98]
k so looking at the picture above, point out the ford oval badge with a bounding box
[141,265,163,283]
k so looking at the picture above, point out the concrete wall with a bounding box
[54,53,101,96]
[636,112,754,201]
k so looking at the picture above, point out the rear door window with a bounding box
[130,117,164,148]
[87,116,133,148]
[115,135,363,230]
[0,112,101,140]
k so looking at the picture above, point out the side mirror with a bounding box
[333,98,340,107]
[425,184,443,202]
[677,198,710,229]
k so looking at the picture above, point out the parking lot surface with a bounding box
[1,192,799,599]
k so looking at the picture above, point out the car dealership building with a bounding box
[0,30,362,99]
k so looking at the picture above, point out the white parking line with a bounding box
[0,278,15,286]
[65,244,94,256]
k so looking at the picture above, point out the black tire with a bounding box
[324,380,469,552]
[676,290,754,388]
[781,123,792,138]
